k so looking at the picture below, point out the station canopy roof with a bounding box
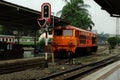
[0,0,69,31]
[94,0,120,17]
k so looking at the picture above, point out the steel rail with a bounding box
[0,58,45,74]
[34,54,120,80]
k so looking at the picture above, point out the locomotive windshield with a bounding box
[54,29,62,36]
[54,29,73,36]
[63,30,73,36]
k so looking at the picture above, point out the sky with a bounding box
[4,0,117,34]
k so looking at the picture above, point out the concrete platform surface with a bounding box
[81,60,120,80]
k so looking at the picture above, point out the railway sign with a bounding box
[37,18,46,27]
[37,3,53,68]
[41,3,51,19]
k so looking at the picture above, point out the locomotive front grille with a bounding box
[60,48,67,53]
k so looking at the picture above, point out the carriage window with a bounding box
[54,29,62,36]
[63,30,73,36]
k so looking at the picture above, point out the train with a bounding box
[51,25,98,58]
[0,35,37,47]
[0,35,35,59]
[0,35,35,43]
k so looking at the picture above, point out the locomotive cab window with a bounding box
[54,29,62,36]
[63,30,73,36]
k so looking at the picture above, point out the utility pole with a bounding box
[52,12,55,66]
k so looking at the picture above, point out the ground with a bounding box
[0,46,119,80]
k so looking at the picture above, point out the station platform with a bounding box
[81,60,120,80]
[0,57,45,67]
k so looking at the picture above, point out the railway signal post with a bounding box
[37,3,51,68]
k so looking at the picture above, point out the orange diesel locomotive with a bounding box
[52,25,98,58]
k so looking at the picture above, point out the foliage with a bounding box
[58,0,94,30]
[118,37,120,44]
[37,37,45,48]
[107,37,119,49]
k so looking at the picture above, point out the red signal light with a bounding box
[41,3,51,19]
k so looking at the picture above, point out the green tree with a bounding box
[107,37,118,49]
[118,37,120,44]
[57,0,94,30]
[38,37,45,48]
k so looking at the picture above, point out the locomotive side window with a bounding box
[80,35,86,39]
[80,35,86,44]
[54,29,62,36]
[63,30,73,36]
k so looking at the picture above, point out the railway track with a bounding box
[32,54,120,80]
[0,57,45,74]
